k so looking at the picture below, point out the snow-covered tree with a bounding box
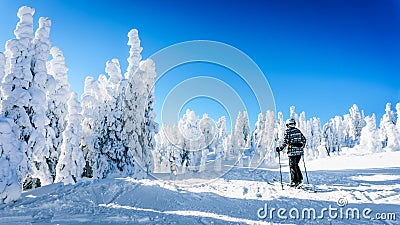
[298,111,307,134]
[357,114,382,153]
[251,113,264,160]
[167,125,185,174]
[262,110,277,165]
[81,76,104,178]
[125,29,142,79]
[28,15,54,186]
[348,104,364,146]
[322,116,345,154]
[379,103,400,151]
[119,28,147,178]
[55,93,85,184]
[177,109,206,172]
[309,117,322,155]
[0,52,5,108]
[119,29,158,177]
[0,118,23,204]
[46,46,70,181]
[298,112,310,157]
[153,125,175,173]
[230,111,250,159]
[396,103,400,132]
[140,59,159,174]
[1,7,35,188]
[289,106,299,125]
[214,116,227,171]
[104,59,125,169]
[275,112,285,145]
[1,6,55,189]
[200,114,215,153]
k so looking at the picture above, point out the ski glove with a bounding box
[276,146,283,152]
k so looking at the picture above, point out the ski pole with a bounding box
[278,151,283,190]
[302,155,309,184]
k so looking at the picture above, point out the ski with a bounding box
[271,179,317,193]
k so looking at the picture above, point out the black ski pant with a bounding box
[289,155,303,184]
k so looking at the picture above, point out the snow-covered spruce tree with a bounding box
[177,109,206,172]
[396,103,400,132]
[322,119,335,154]
[168,125,185,174]
[119,29,146,178]
[88,59,125,178]
[0,52,5,86]
[309,117,324,158]
[322,115,345,155]
[1,7,54,189]
[214,116,227,171]
[29,16,55,186]
[333,116,345,152]
[140,59,159,174]
[298,111,313,159]
[347,104,364,147]
[200,114,215,153]
[46,46,70,181]
[81,29,158,179]
[379,103,399,151]
[121,60,151,177]
[357,114,382,153]
[1,7,34,189]
[289,106,299,125]
[298,111,307,135]
[231,111,250,158]
[81,76,104,178]
[262,110,277,166]
[229,112,240,160]
[342,114,352,148]
[120,29,158,178]
[251,113,264,162]
[55,93,85,184]
[0,52,5,108]
[153,125,172,173]
[103,59,125,173]
[298,112,322,160]
[125,29,142,79]
[275,112,285,146]
[0,118,23,204]
[199,114,215,171]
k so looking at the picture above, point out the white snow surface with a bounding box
[0,151,399,224]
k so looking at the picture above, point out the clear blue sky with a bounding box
[1,0,399,130]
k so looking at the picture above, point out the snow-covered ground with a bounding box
[1,151,399,225]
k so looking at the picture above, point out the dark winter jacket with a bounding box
[280,127,306,156]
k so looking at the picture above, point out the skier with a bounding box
[276,118,307,187]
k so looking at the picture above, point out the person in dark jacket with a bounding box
[276,118,306,187]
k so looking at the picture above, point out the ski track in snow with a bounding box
[1,152,400,225]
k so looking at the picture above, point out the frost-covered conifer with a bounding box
[55,93,85,184]
[1,7,54,188]
[251,113,264,160]
[262,110,277,165]
[348,104,363,146]
[125,29,142,79]
[46,46,70,181]
[358,114,382,153]
[0,118,23,204]
[81,77,104,178]
[379,103,399,151]
[214,116,227,171]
